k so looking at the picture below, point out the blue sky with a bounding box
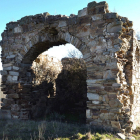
[0,0,140,36]
[0,0,140,68]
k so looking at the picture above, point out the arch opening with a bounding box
[18,39,87,122]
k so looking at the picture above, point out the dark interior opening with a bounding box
[20,41,87,123]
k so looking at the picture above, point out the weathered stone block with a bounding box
[108,93,117,99]
[109,99,123,108]
[104,86,114,92]
[107,21,123,33]
[128,21,133,27]
[88,40,96,47]
[86,109,91,119]
[110,108,121,113]
[73,38,82,48]
[65,32,71,43]
[112,83,121,87]
[111,121,121,129]
[78,16,91,25]
[105,62,118,70]
[7,75,18,82]
[100,109,109,113]
[92,14,103,21]
[76,26,90,37]
[3,63,13,67]
[83,53,91,60]
[58,21,67,27]
[87,93,99,100]
[108,113,117,120]
[3,66,12,71]
[103,95,109,103]
[7,75,12,82]
[6,55,16,59]
[100,113,108,120]
[96,6,106,14]
[92,101,100,104]
[117,133,125,140]
[88,1,107,14]
[87,8,96,15]
[104,13,118,19]
[114,44,121,52]
[13,66,19,70]
[87,1,97,9]
[86,79,96,84]
[7,94,19,99]
[1,70,8,75]
[103,70,114,79]
[92,115,98,119]
[9,71,19,76]
[78,8,87,17]
[14,26,22,33]
[12,76,18,81]
[87,79,105,85]
[124,108,130,113]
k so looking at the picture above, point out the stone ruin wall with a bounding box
[0,0,140,132]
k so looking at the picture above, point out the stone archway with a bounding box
[0,1,139,132]
[18,31,87,120]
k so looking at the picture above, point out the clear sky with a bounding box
[0,0,140,69]
[0,0,140,37]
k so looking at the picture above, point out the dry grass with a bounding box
[0,116,140,140]
[0,119,124,140]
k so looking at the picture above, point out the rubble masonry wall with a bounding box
[0,1,140,132]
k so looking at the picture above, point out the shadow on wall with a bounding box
[30,58,87,123]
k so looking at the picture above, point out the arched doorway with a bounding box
[21,42,87,123]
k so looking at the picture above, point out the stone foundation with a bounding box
[0,1,140,132]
